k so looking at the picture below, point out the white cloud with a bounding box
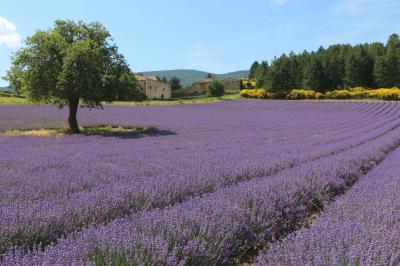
[0,16,21,47]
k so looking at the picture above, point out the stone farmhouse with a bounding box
[190,78,242,93]
[137,75,171,99]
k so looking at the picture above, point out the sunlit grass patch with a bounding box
[0,124,175,139]
[1,128,65,137]
[0,96,29,105]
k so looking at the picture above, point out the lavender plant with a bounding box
[256,148,400,266]
[0,101,400,265]
[1,100,399,265]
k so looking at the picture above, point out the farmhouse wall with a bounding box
[138,76,171,99]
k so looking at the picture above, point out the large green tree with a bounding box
[208,80,225,97]
[375,34,400,87]
[169,76,182,91]
[268,55,296,95]
[303,56,326,92]
[4,20,141,133]
[255,60,269,87]
[344,45,374,88]
[249,61,260,79]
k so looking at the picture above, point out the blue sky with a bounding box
[1,0,400,86]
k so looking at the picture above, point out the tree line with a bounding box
[249,34,400,96]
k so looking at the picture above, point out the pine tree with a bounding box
[344,46,373,88]
[374,35,400,87]
[303,56,326,92]
[268,55,292,95]
[249,61,260,79]
[255,61,269,87]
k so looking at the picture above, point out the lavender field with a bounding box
[1,100,400,265]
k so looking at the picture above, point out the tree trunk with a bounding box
[68,98,80,134]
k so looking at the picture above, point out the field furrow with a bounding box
[1,101,400,265]
[2,103,400,265]
[256,147,400,266]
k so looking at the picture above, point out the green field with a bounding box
[0,97,29,105]
[0,90,242,106]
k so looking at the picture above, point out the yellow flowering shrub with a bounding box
[240,89,267,99]
[325,87,400,100]
[242,87,400,101]
[240,79,257,89]
[325,90,352,99]
[287,89,317,100]
[368,88,400,100]
[240,89,249,97]
[315,92,324,99]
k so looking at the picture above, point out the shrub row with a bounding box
[240,87,400,101]
[324,87,400,100]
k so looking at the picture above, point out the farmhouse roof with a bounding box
[136,75,159,81]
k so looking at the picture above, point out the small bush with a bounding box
[287,89,317,100]
[325,90,352,99]
[208,80,225,97]
[240,89,249,98]
[240,89,266,99]
[240,79,256,89]
[315,92,324,99]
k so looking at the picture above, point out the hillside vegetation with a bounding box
[140,69,249,85]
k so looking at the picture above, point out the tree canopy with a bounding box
[252,34,400,96]
[169,76,182,91]
[4,20,142,133]
[208,80,225,97]
[249,61,260,79]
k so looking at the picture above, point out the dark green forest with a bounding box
[250,34,400,96]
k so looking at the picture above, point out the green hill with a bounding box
[140,69,249,86]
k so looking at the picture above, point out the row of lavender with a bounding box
[2,108,400,265]
[0,101,398,255]
[3,101,382,202]
[0,100,391,131]
[257,146,400,265]
[1,101,396,204]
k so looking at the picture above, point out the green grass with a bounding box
[0,91,242,106]
[109,90,241,106]
[0,96,31,105]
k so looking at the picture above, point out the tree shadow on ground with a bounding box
[0,124,176,139]
[80,124,176,139]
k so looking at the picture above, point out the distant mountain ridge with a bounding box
[139,69,249,86]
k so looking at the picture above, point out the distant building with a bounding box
[190,78,242,93]
[221,78,242,90]
[137,75,171,100]
[190,78,214,93]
